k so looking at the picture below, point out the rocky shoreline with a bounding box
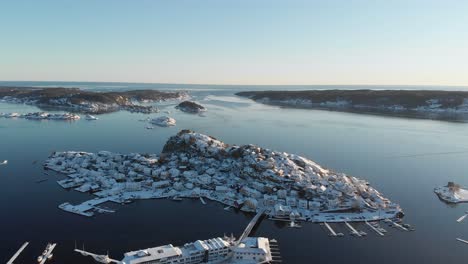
[236,90,468,121]
[0,86,187,114]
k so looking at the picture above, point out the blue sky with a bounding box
[1,0,467,85]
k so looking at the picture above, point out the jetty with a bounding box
[389,220,408,231]
[6,242,29,264]
[200,197,207,205]
[323,222,338,237]
[365,221,385,236]
[457,213,467,223]
[344,221,361,237]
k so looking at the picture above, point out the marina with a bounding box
[6,242,29,264]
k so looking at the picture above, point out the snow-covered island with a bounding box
[236,90,468,121]
[1,112,80,120]
[434,182,468,203]
[176,101,207,113]
[44,130,403,222]
[150,116,176,127]
[0,86,187,114]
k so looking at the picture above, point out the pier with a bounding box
[6,242,29,264]
[365,221,385,236]
[237,209,265,244]
[390,220,408,231]
[323,222,338,237]
[344,221,361,237]
[457,214,467,223]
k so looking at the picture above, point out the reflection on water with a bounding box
[1,82,468,263]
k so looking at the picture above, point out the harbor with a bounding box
[45,130,404,227]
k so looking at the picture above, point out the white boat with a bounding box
[85,114,98,120]
[0,160,7,165]
[289,221,302,228]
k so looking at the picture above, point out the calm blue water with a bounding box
[1,81,468,263]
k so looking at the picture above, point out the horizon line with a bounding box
[1,79,468,88]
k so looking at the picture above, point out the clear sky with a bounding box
[1,0,467,85]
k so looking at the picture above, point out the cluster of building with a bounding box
[44,130,403,222]
[114,236,272,264]
[0,112,80,120]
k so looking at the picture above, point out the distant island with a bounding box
[236,90,468,121]
[0,86,187,114]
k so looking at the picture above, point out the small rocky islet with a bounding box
[176,101,207,113]
[44,130,403,222]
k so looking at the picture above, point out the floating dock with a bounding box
[200,197,207,205]
[365,221,385,236]
[6,242,29,264]
[323,222,338,237]
[344,221,361,237]
[390,220,408,231]
[457,214,467,223]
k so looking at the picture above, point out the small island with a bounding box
[44,130,402,223]
[236,90,468,121]
[434,182,468,203]
[150,116,176,127]
[176,101,207,113]
[0,86,187,114]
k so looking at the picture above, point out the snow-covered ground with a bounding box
[435,184,468,203]
[44,130,403,222]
